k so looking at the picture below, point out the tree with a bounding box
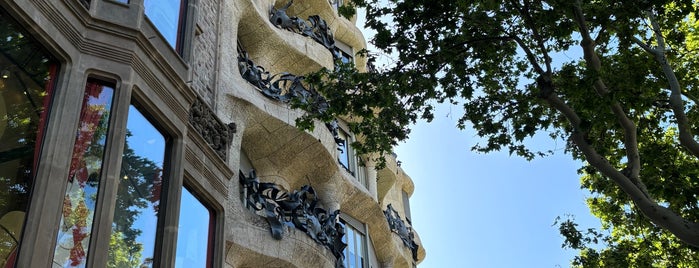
[300,0,699,265]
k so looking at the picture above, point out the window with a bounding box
[0,8,58,267]
[337,126,367,187]
[337,128,351,171]
[402,190,412,224]
[175,186,214,268]
[336,48,353,64]
[341,218,367,268]
[330,0,344,11]
[107,104,168,267]
[144,0,188,53]
[335,40,353,64]
[54,79,116,267]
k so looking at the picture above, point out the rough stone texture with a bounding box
[192,0,220,106]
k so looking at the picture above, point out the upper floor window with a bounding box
[145,0,188,53]
[402,190,412,224]
[341,217,368,268]
[0,9,58,266]
[335,40,353,64]
[337,126,367,187]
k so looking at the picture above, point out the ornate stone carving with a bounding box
[240,170,347,268]
[384,204,419,261]
[189,98,235,159]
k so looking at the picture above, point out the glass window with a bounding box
[144,0,187,52]
[341,220,367,268]
[175,187,214,268]
[0,9,58,267]
[108,104,167,268]
[336,48,353,64]
[337,129,350,171]
[402,191,411,223]
[334,41,353,64]
[337,127,367,187]
[330,0,344,11]
[53,79,115,267]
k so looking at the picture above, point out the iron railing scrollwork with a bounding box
[238,0,351,149]
[384,204,419,261]
[270,1,342,60]
[239,170,347,268]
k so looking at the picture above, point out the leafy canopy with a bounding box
[301,0,699,265]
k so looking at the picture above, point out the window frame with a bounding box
[113,91,185,268]
[330,0,344,12]
[402,190,412,224]
[67,84,187,268]
[143,0,191,57]
[105,101,174,268]
[336,121,367,188]
[340,214,371,268]
[335,40,354,64]
[52,77,119,268]
[175,182,217,268]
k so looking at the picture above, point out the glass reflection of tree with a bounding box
[108,129,162,268]
[0,35,54,267]
[54,83,112,267]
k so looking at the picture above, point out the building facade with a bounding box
[0,0,425,267]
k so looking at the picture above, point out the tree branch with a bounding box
[559,3,699,247]
[646,11,699,158]
[572,0,643,188]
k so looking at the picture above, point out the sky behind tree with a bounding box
[395,103,602,267]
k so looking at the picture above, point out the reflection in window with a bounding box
[175,187,213,268]
[0,9,58,267]
[108,105,166,268]
[144,0,187,52]
[341,220,367,268]
[54,79,115,267]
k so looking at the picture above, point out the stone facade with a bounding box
[0,0,424,267]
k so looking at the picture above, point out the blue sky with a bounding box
[395,103,602,267]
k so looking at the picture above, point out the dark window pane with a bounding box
[175,187,213,268]
[144,0,186,51]
[0,9,57,267]
[54,79,115,267]
[338,130,350,169]
[108,105,166,268]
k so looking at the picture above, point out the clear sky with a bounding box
[394,103,602,268]
[354,6,604,268]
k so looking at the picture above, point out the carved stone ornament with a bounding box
[240,170,347,268]
[189,98,236,159]
[384,204,419,261]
